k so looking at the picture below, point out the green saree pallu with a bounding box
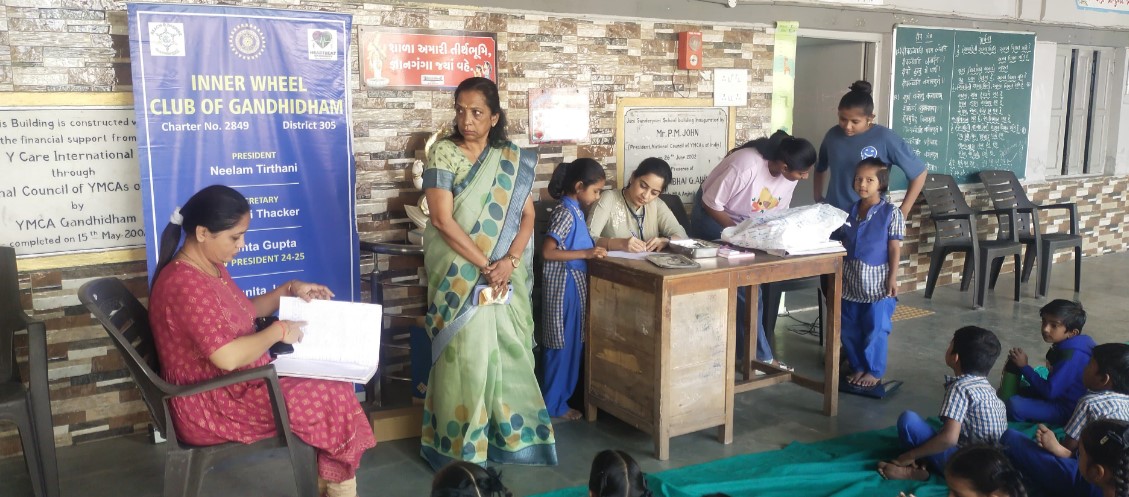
[420,139,558,470]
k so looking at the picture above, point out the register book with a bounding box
[273,297,383,383]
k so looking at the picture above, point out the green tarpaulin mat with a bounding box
[530,422,1044,497]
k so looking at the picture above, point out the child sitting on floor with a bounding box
[879,326,1007,481]
[1004,299,1095,425]
[589,449,652,497]
[1078,418,1129,497]
[431,461,513,497]
[1001,342,1129,496]
[947,445,1027,497]
[902,444,1027,497]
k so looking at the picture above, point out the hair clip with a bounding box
[482,467,507,496]
[1099,428,1129,448]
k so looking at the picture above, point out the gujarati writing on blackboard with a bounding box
[892,27,1035,184]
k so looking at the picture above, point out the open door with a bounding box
[792,36,876,207]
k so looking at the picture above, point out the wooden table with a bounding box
[584,252,843,460]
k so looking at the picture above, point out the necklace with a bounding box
[177,250,219,278]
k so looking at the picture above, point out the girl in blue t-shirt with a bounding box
[841,158,903,388]
[541,158,607,421]
[813,80,928,219]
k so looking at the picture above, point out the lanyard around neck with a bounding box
[622,189,645,239]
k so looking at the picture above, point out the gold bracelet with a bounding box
[279,321,288,341]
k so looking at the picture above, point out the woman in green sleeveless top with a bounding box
[420,77,557,470]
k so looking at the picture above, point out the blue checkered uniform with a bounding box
[1064,390,1129,440]
[1002,389,1129,497]
[540,196,593,418]
[840,198,904,378]
[897,374,1007,473]
[940,374,1008,443]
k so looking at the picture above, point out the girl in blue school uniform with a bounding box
[841,158,904,389]
[541,158,608,421]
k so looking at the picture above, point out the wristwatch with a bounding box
[506,254,520,268]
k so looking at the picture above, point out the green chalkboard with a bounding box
[891,26,1035,185]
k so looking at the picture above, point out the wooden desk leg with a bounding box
[745,285,759,377]
[740,285,758,379]
[719,283,737,445]
[656,431,670,461]
[585,281,597,423]
[822,270,842,416]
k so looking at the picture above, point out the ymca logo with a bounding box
[148,22,185,57]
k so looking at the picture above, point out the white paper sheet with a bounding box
[605,250,659,260]
[764,241,846,257]
[274,297,383,383]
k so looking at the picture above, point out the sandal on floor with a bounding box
[840,379,904,399]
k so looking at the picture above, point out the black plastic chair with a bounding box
[0,247,60,497]
[658,193,691,235]
[77,277,317,497]
[977,170,1082,298]
[920,174,1022,309]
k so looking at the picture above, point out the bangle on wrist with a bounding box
[286,282,294,297]
[279,321,288,341]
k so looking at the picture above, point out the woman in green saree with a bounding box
[420,77,557,470]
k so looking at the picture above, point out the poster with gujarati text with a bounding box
[127,4,358,300]
[359,27,496,90]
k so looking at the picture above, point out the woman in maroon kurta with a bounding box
[148,185,374,497]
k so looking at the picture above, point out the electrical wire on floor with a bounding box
[781,309,822,338]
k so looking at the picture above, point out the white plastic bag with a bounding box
[721,204,848,251]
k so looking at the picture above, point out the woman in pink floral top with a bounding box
[148,185,374,497]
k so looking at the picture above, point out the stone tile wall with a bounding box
[2,0,776,457]
[1,0,1126,458]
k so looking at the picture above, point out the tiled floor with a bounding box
[2,252,1122,497]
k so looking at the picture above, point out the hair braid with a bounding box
[1117,450,1129,497]
[1000,465,1028,497]
[620,453,630,497]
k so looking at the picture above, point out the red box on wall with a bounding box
[678,31,703,70]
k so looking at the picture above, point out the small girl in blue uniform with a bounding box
[541,158,607,421]
[841,158,904,389]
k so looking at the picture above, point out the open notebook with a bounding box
[273,297,383,383]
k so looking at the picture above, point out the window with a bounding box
[1048,46,1115,177]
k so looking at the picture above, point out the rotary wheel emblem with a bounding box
[229,23,265,60]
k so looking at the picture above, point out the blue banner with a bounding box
[128,4,358,301]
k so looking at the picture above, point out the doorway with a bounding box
[792,35,877,207]
[780,34,876,315]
